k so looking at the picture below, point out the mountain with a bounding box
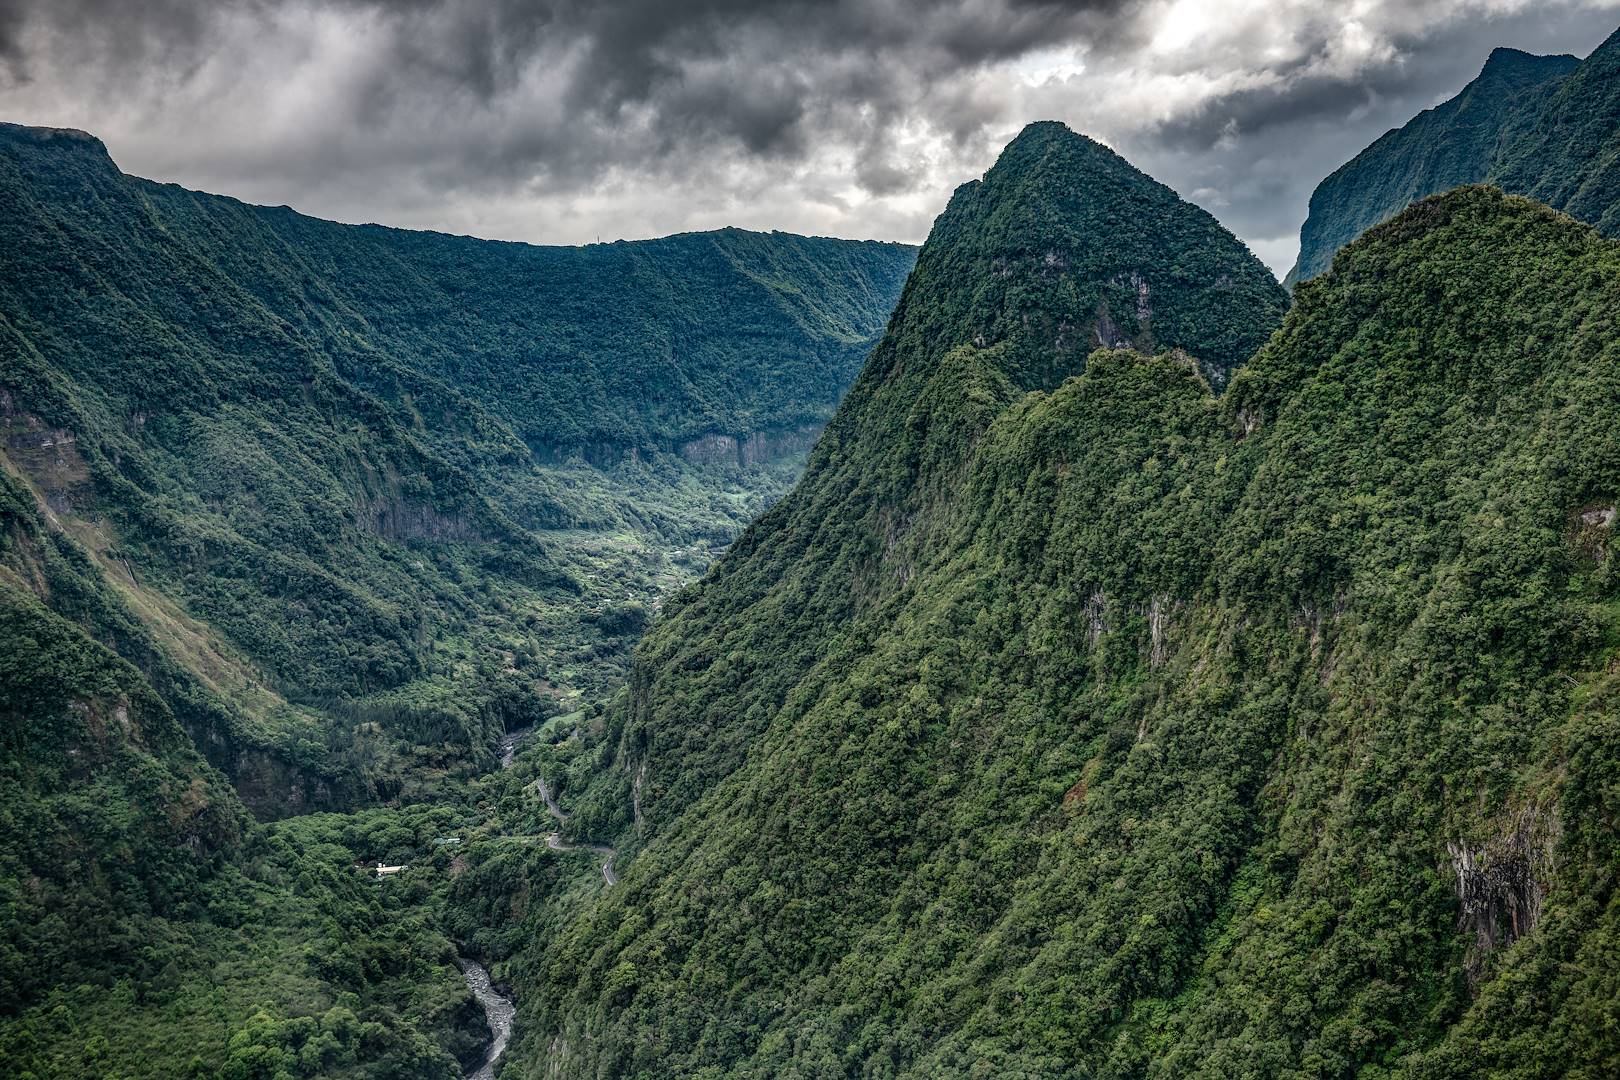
[510,129,1620,1076]
[536,121,1289,849]
[1490,28,1620,237]
[1283,30,1620,286]
[0,121,915,814]
[0,119,915,1078]
[0,464,499,1079]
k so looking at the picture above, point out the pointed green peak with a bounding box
[1476,46,1579,89]
[880,121,1287,393]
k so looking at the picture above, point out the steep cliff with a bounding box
[1286,45,1581,286]
[518,133,1620,1075]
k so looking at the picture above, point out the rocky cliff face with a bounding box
[677,425,825,466]
[530,424,826,469]
[1,391,93,515]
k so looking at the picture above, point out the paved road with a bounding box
[533,776,617,886]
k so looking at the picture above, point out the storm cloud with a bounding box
[3,0,1619,273]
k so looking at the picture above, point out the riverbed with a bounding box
[457,957,515,1080]
[456,725,532,1077]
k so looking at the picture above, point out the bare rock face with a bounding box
[0,391,93,515]
[678,432,741,465]
[357,496,482,542]
[1447,805,1558,981]
[678,425,824,467]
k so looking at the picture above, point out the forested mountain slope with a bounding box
[542,121,1289,846]
[1490,26,1620,240]
[1286,27,1620,286]
[0,121,914,813]
[0,117,912,1077]
[0,464,500,1079]
[517,125,1620,1077]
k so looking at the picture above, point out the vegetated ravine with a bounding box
[455,727,531,1080]
[0,118,912,1080]
[507,123,1620,1078]
[455,957,514,1080]
[456,722,620,1079]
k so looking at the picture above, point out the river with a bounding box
[455,724,620,1074]
[497,724,534,769]
[456,957,515,1080]
[455,725,532,1077]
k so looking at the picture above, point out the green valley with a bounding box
[7,13,1620,1079]
[0,121,915,814]
[0,121,912,1077]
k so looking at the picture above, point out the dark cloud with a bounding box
[1,0,1617,273]
[0,0,1143,182]
[1096,3,1620,269]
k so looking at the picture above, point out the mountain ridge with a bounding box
[1284,43,1584,286]
[506,111,1620,1075]
[539,120,1289,845]
[0,118,917,814]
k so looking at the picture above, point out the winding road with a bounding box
[534,775,618,885]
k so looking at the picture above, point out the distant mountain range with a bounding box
[0,121,914,815]
[1287,26,1620,285]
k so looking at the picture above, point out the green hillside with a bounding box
[540,121,1288,845]
[1286,27,1620,287]
[0,121,915,814]
[512,125,1620,1077]
[1285,45,1580,286]
[0,464,498,1079]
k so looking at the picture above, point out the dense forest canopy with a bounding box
[0,120,914,813]
[508,124,1620,1078]
[7,15,1620,1072]
[0,119,910,1077]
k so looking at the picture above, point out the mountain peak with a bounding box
[995,118,1095,157]
[1475,45,1580,90]
[882,121,1286,392]
[0,121,111,155]
[0,121,119,179]
[1006,118,1076,141]
[1483,45,1572,68]
[1285,36,1589,286]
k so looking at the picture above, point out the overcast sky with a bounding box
[3,1,1618,276]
